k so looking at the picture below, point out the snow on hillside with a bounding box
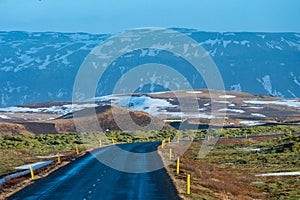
[0,29,300,107]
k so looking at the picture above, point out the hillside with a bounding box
[0,89,300,133]
[0,105,170,135]
[0,29,300,107]
[54,105,170,133]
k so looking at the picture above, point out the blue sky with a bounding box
[0,0,299,34]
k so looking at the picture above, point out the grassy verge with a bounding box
[0,130,177,177]
[161,134,300,199]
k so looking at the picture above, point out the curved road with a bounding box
[9,142,179,200]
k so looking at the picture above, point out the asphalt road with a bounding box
[9,142,180,200]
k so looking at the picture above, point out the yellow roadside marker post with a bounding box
[57,152,61,164]
[169,148,172,160]
[187,174,191,195]
[161,139,165,149]
[176,157,180,174]
[112,139,115,144]
[168,137,171,144]
[75,144,79,155]
[30,165,34,179]
[99,139,102,147]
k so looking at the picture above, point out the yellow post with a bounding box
[29,165,34,179]
[57,152,61,164]
[207,135,210,141]
[161,140,165,149]
[187,174,191,195]
[168,137,171,144]
[226,134,229,139]
[176,157,180,174]
[177,136,180,143]
[112,139,115,144]
[169,148,172,160]
[99,139,102,147]
[75,144,79,155]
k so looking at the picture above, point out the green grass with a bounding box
[191,125,300,139]
[1,125,299,196]
[0,130,178,177]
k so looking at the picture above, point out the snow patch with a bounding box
[186,90,203,94]
[251,113,266,118]
[244,100,300,108]
[257,34,266,39]
[290,72,300,87]
[238,147,262,152]
[240,121,266,126]
[230,84,242,92]
[247,106,264,109]
[0,114,11,119]
[97,95,177,116]
[240,40,250,46]
[257,75,284,97]
[164,112,216,119]
[223,40,231,48]
[202,39,219,46]
[255,172,300,177]
[0,104,98,115]
[219,95,236,99]
[219,108,245,113]
[15,161,53,170]
[287,90,297,98]
[204,103,210,106]
[36,154,65,159]
[1,161,53,186]
[224,33,235,36]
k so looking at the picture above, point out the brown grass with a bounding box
[159,136,283,199]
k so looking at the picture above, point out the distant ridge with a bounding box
[0,29,300,108]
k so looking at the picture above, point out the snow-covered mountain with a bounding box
[1,29,300,107]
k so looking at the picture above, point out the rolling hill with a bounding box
[0,89,299,135]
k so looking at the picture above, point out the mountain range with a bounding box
[0,28,300,107]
